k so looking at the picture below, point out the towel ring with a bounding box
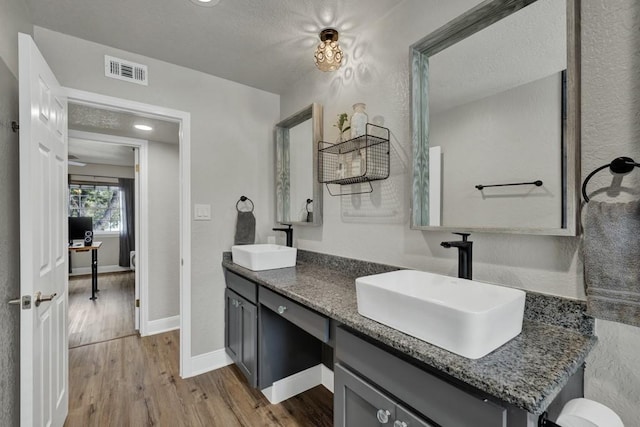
[582,157,639,202]
[236,196,254,213]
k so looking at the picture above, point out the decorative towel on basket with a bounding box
[584,200,640,327]
[234,211,256,245]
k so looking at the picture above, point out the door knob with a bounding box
[35,292,57,307]
[277,305,287,314]
[377,409,391,424]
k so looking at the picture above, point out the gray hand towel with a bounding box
[234,211,256,245]
[584,200,640,327]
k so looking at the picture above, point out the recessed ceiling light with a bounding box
[189,0,220,7]
[134,124,153,131]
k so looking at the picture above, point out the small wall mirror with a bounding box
[410,0,579,235]
[275,103,323,226]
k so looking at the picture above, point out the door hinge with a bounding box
[135,164,140,172]
[135,299,140,308]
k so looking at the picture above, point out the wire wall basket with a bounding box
[319,123,390,194]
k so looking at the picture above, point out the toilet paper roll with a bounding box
[556,398,624,427]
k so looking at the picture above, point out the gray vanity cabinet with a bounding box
[224,289,257,386]
[224,271,259,387]
[336,327,511,427]
[335,364,433,427]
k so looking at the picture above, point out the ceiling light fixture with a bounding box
[314,28,343,72]
[134,124,153,131]
[189,0,221,7]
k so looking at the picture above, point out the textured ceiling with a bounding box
[69,103,180,144]
[68,102,179,166]
[68,137,135,167]
[429,0,565,114]
[26,0,403,94]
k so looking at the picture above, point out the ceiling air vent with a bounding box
[104,55,148,86]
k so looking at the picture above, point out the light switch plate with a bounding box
[194,204,211,221]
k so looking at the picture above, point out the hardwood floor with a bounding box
[68,271,136,348]
[65,331,334,427]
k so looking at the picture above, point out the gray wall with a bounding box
[280,0,640,423]
[581,0,640,421]
[32,26,281,356]
[432,73,562,228]
[0,0,32,425]
[148,141,180,321]
[0,51,21,427]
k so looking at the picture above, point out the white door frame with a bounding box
[68,129,148,333]
[64,87,192,377]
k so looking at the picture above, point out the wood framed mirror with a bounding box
[410,0,580,235]
[275,103,323,226]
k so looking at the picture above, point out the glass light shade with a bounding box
[314,29,343,72]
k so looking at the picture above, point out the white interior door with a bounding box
[18,33,68,427]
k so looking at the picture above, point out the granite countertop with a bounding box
[222,251,597,415]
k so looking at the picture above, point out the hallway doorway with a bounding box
[64,87,191,377]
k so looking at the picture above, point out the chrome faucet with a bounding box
[273,224,293,247]
[441,232,473,280]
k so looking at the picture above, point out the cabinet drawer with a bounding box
[224,269,257,304]
[335,363,435,427]
[336,327,507,427]
[259,287,330,343]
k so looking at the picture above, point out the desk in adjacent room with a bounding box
[68,241,102,300]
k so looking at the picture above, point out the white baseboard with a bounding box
[70,264,131,276]
[145,315,180,336]
[185,348,234,378]
[262,364,335,404]
[321,364,334,393]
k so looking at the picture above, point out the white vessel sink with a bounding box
[356,270,526,359]
[231,244,297,271]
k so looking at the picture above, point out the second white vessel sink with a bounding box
[231,244,297,271]
[356,270,526,359]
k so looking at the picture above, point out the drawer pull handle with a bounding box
[377,409,391,424]
[277,305,287,314]
[394,421,408,427]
